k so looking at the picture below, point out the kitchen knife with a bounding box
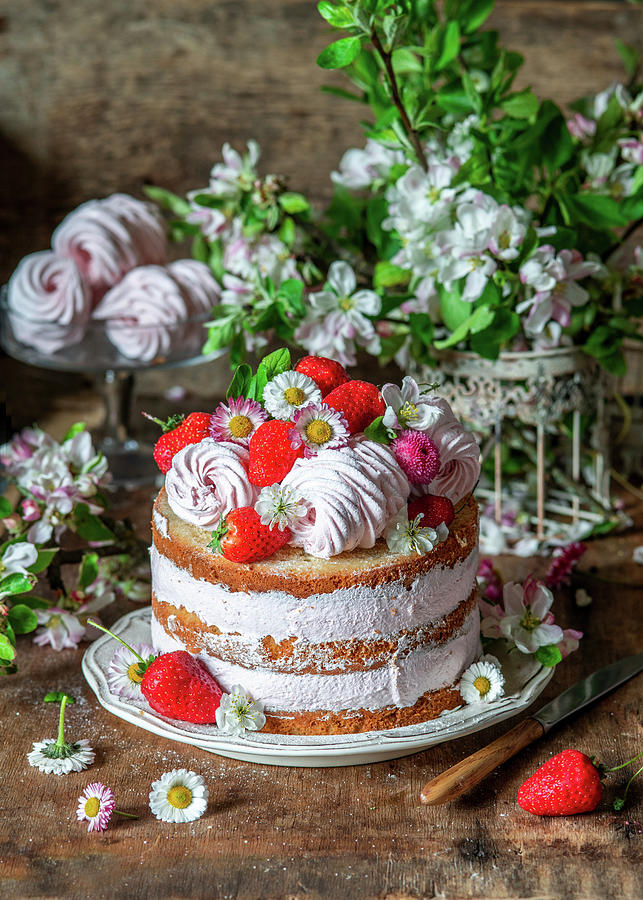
[420,652,643,805]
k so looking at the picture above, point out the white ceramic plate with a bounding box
[82,608,554,767]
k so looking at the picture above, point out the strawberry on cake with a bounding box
[149,351,481,735]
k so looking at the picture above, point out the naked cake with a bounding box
[149,352,481,735]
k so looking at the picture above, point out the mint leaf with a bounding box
[259,348,292,380]
[227,364,253,399]
[7,604,38,635]
[317,36,362,69]
[535,644,563,668]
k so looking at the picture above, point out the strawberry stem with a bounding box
[86,618,156,672]
[142,411,185,433]
[605,749,643,773]
[208,517,228,555]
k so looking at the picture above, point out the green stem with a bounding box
[56,696,68,748]
[614,763,643,811]
[114,810,139,819]
[605,749,643,773]
[86,618,147,665]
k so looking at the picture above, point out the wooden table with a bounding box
[1,484,642,900]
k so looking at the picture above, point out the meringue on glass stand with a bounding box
[0,284,225,488]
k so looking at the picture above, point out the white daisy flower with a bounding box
[254,484,308,532]
[209,397,267,445]
[216,685,266,736]
[76,782,116,832]
[107,643,156,701]
[459,655,505,704]
[290,403,350,454]
[149,769,209,824]
[262,371,322,420]
[385,511,449,556]
[27,738,95,775]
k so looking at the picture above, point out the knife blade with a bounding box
[420,652,643,805]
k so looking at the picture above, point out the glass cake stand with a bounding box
[0,287,226,487]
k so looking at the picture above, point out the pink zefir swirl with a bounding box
[93,264,192,362]
[282,442,410,558]
[165,438,258,528]
[167,259,221,316]
[6,251,91,353]
[414,416,480,504]
[52,193,167,303]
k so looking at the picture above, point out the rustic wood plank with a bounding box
[0,486,641,900]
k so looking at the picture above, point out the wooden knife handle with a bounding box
[420,717,545,805]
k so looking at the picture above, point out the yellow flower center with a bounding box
[520,609,541,631]
[498,230,511,250]
[48,614,62,629]
[127,663,143,684]
[473,676,491,697]
[427,187,441,203]
[284,387,306,406]
[227,414,253,438]
[167,785,193,809]
[399,400,418,424]
[339,296,354,311]
[305,420,333,445]
[84,797,100,818]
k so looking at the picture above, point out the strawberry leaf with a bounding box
[208,518,229,555]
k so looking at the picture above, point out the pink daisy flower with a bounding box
[289,404,350,455]
[209,397,267,445]
[76,782,115,832]
[392,429,441,485]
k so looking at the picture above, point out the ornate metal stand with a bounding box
[417,348,617,552]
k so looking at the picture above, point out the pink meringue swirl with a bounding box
[415,418,480,504]
[167,259,221,316]
[165,439,257,528]
[6,251,91,353]
[93,265,191,362]
[52,193,167,303]
[282,442,410,558]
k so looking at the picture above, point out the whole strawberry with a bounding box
[408,495,455,529]
[295,356,350,398]
[141,650,223,724]
[248,419,304,486]
[210,507,291,563]
[324,380,386,435]
[517,749,602,816]
[145,411,212,473]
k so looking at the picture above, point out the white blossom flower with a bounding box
[76,783,116,832]
[488,205,527,261]
[381,376,453,432]
[262,370,321,420]
[290,404,350,454]
[518,247,601,335]
[33,608,86,651]
[209,140,260,197]
[107,643,156,701]
[459,655,505,704]
[254,484,308,532]
[385,511,449,556]
[499,576,563,654]
[215,685,266,736]
[149,769,208,824]
[331,139,405,189]
[0,542,38,583]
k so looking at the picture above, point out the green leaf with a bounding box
[621,188,643,222]
[191,193,226,210]
[61,422,86,443]
[0,572,34,596]
[44,692,75,703]
[439,284,471,331]
[317,36,363,69]
[259,348,292,381]
[373,261,411,289]
[192,234,209,263]
[615,38,640,79]
[0,497,12,518]
[363,416,394,445]
[500,89,539,120]
[279,216,296,248]
[458,0,495,33]
[227,364,253,400]
[143,185,190,217]
[535,644,563,668]
[278,192,310,214]
[72,505,115,543]
[317,1,354,29]
[435,21,460,71]
[15,595,50,610]
[8,604,38,635]
[320,84,364,103]
[565,194,627,229]
[434,305,495,350]
[78,552,99,590]
[0,636,16,662]
[28,548,58,575]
